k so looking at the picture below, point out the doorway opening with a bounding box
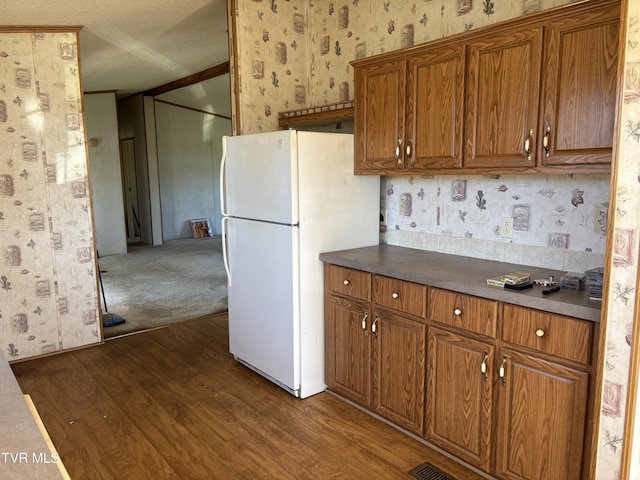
[120,137,141,244]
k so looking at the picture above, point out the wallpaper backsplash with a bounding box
[383,174,609,271]
[0,32,100,361]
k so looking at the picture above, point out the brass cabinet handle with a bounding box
[481,352,488,381]
[343,279,350,286]
[361,312,368,331]
[453,308,462,316]
[535,328,545,338]
[524,128,534,161]
[406,141,413,163]
[395,139,403,165]
[499,356,507,385]
[392,292,399,299]
[543,125,551,158]
[372,316,379,335]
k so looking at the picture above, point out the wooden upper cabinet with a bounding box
[406,45,465,169]
[354,44,464,173]
[354,59,406,174]
[539,3,620,166]
[464,27,543,169]
[352,0,619,175]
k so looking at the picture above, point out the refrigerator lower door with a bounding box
[227,217,300,395]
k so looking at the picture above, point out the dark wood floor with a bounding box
[12,314,486,480]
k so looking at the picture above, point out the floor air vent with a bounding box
[408,462,456,480]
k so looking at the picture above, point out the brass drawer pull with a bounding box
[343,279,350,285]
[454,308,462,316]
[524,128,533,161]
[535,328,545,338]
[392,292,399,299]
[543,125,551,157]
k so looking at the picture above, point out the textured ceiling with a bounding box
[1,0,230,98]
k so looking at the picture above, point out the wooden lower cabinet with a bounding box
[325,294,372,407]
[325,265,595,480]
[325,267,427,436]
[372,308,426,435]
[495,349,589,480]
[425,326,494,471]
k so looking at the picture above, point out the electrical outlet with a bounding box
[501,217,513,238]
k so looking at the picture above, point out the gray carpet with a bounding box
[98,236,228,338]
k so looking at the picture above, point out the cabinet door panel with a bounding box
[355,60,406,173]
[465,27,543,168]
[540,5,620,165]
[496,349,589,480]
[407,45,465,169]
[426,327,494,471]
[326,295,371,407]
[372,309,426,435]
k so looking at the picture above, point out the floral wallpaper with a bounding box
[231,0,309,134]
[598,2,640,477]
[232,0,574,133]
[0,32,100,361]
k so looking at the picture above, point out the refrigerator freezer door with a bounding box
[224,131,299,225]
[227,217,300,394]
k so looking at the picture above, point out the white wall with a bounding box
[155,101,231,239]
[84,92,127,256]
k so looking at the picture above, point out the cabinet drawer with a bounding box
[327,265,371,301]
[502,305,593,365]
[373,275,426,318]
[428,288,498,338]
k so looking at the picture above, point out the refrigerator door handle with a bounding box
[221,217,231,287]
[220,136,229,217]
[221,216,232,286]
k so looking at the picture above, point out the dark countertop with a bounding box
[0,352,64,479]
[320,244,601,322]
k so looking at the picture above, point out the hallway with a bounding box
[98,236,228,338]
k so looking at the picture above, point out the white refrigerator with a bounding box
[220,130,379,398]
